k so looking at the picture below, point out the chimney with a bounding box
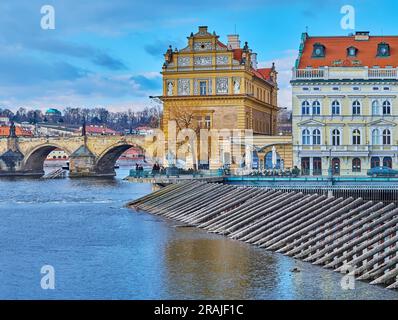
[227,34,241,50]
[198,26,208,34]
[251,52,258,70]
[355,31,370,41]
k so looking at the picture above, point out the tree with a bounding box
[170,105,199,132]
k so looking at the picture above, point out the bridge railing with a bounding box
[129,168,227,178]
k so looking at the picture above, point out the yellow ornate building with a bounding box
[160,26,279,136]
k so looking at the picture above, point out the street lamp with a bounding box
[328,148,332,179]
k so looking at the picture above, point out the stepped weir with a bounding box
[129,181,398,291]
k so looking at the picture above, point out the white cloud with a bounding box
[259,49,298,110]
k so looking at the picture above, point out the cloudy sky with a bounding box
[1,0,397,111]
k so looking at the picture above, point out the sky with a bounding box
[1,0,398,112]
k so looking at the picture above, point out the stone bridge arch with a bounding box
[22,143,74,174]
[94,142,146,175]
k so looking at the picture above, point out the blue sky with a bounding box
[1,0,398,111]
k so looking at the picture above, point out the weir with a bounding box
[129,181,398,291]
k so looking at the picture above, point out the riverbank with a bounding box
[130,181,398,294]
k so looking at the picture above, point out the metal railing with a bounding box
[293,67,398,80]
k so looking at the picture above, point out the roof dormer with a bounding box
[347,46,358,57]
[377,42,390,57]
[312,43,325,58]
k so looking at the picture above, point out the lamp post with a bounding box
[328,148,332,180]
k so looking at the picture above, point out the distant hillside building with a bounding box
[76,125,118,136]
[0,125,33,137]
[45,108,62,123]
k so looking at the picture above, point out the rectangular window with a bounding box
[204,115,211,129]
[199,81,207,95]
[313,157,322,176]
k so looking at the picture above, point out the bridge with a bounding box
[0,123,293,178]
[0,133,148,177]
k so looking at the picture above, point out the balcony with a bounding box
[292,67,398,81]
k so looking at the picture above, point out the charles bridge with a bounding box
[0,132,148,177]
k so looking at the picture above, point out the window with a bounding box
[312,43,325,57]
[373,87,380,91]
[347,46,357,57]
[312,101,321,115]
[331,100,340,115]
[312,129,321,145]
[383,157,393,168]
[302,129,311,145]
[353,87,360,91]
[332,87,340,91]
[313,157,322,176]
[199,81,207,95]
[352,100,361,115]
[377,42,390,57]
[313,87,320,91]
[332,158,340,176]
[303,87,310,91]
[332,129,341,146]
[301,158,310,175]
[372,129,380,145]
[302,101,310,115]
[352,129,361,145]
[372,100,380,115]
[204,115,211,129]
[371,157,380,168]
[352,158,361,173]
[384,87,390,91]
[383,101,391,115]
[383,129,391,145]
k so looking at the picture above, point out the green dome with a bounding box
[46,108,61,115]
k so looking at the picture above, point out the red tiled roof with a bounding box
[75,126,117,135]
[257,68,273,81]
[298,35,398,68]
[0,126,33,137]
[232,48,243,61]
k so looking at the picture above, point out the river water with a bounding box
[0,169,397,300]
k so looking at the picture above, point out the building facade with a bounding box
[292,31,398,176]
[160,26,279,137]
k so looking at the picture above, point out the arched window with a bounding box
[371,156,380,168]
[352,100,361,115]
[302,101,310,115]
[302,129,311,145]
[331,100,340,115]
[383,129,391,145]
[372,100,380,115]
[383,157,393,168]
[312,129,321,145]
[352,158,361,173]
[312,101,321,115]
[383,100,391,115]
[372,129,380,145]
[332,129,341,146]
[352,129,361,145]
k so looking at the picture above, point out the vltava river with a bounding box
[0,169,397,300]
